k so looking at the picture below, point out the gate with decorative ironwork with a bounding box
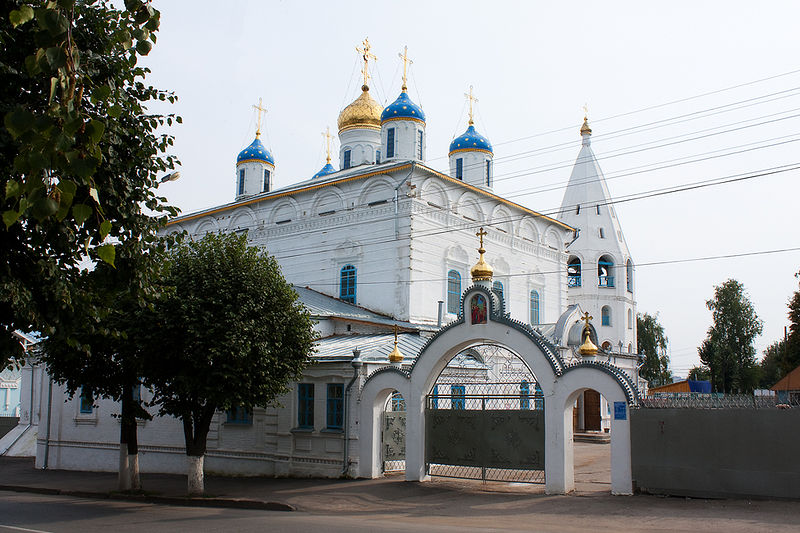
[425,380,546,483]
[382,392,406,472]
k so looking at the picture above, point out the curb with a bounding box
[0,484,295,512]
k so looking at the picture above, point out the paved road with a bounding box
[3,489,800,533]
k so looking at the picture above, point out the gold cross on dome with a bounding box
[580,311,593,328]
[465,85,478,125]
[356,37,377,88]
[322,126,333,164]
[476,226,488,249]
[398,45,413,91]
[253,98,267,138]
[582,103,589,119]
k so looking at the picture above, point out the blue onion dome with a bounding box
[237,136,275,166]
[448,124,493,156]
[381,91,426,124]
[312,162,336,179]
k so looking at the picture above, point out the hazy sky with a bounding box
[143,1,800,377]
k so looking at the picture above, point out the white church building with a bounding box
[3,41,645,486]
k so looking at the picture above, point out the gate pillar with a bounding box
[544,398,569,494]
[404,382,427,481]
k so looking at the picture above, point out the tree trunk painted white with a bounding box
[187,455,204,496]
[128,453,141,490]
[118,444,131,491]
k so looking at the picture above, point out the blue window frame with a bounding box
[456,158,463,179]
[598,256,615,287]
[297,383,314,428]
[530,290,540,325]
[326,383,344,429]
[263,169,270,192]
[418,130,423,159]
[343,149,351,169]
[79,388,93,414]
[376,149,381,164]
[601,306,611,326]
[568,257,582,287]
[626,259,633,292]
[534,383,544,410]
[390,392,405,412]
[493,280,504,300]
[486,160,492,187]
[451,385,465,410]
[340,264,356,303]
[237,169,245,196]
[447,270,461,314]
[520,380,530,410]
[386,128,395,158]
[431,385,439,409]
[227,406,252,424]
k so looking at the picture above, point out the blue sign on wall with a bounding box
[613,401,627,421]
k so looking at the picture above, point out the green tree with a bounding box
[39,241,171,491]
[688,365,710,381]
[1,0,179,368]
[699,279,763,393]
[637,312,672,387]
[146,233,317,496]
[758,340,787,389]
[786,271,800,372]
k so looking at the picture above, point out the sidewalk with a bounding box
[2,444,800,533]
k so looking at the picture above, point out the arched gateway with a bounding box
[357,233,638,494]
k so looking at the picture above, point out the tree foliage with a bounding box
[1,0,179,368]
[758,340,787,389]
[757,270,800,387]
[688,365,710,381]
[699,279,763,393]
[637,312,672,387]
[144,233,317,495]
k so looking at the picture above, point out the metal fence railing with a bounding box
[637,394,800,409]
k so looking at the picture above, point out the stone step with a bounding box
[573,431,610,444]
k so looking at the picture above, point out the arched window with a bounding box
[567,256,581,287]
[492,280,504,300]
[627,309,633,329]
[601,341,612,351]
[601,305,611,326]
[530,290,540,325]
[520,380,530,410]
[626,259,633,292]
[237,169,245,196]
[628,343,633,353]
[446,270,461,314]
[486,160,492,187]
[598,255,614,287]
[343,149,352,169]
[339,264,356,303]
[386,128,395,158]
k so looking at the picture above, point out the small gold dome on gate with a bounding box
[337,85,383,133]
[470,227,494,282]
[388,324,404,363]
[580,116,592,136]
[579,328,598,356]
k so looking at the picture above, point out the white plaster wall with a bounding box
[235,161,274,199]
[339,127,380,168]
[382,120,425,163]
[448,151,492,189]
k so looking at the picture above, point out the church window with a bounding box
[602,341,612,351]
[340,264,356,303]
[486,160,492,187]
[237,169,245,196]
[132,383,141,405]
[470,294,487,324]
[601,306,611,326]
[446,270,461,314]
[628,343,633,353]
[376,150,381,164]
[626,259,633,292]
[576,204,580,215]
[79,388,93,414]
[529,290,540,325]
[598,255,614,287]
[567,257,581,287]
[451,385,465,410]
[455,158,463,179]
[343,149,351,169]
[386,128,395,158]
[599,228,605,239]
[326,383,344,430]
[596,205,601,215]
[520,380,530,410]
[263,169,270,192]
[226,406,252,425]
[297,383,314,428]
[627,309,633,329]
[492,280,504,300]
[418,130,424,160]
[534,382,543,410]
[390,391,405,411]
[431,385,439,409]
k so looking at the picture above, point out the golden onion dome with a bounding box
[580,116,592,136]
[579,328,598,356]
[388,325,404,364]
[471,228,494,282]
[337,85,383,133]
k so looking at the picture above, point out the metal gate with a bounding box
[382,393,406,472]
[425,384,545,483]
